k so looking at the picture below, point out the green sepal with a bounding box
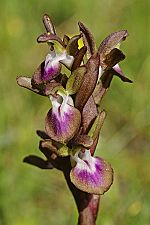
[66,66,86,95]
[70,147,81,167]
[55,143,70,157]
[88,110,106,140]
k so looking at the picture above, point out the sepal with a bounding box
[66,66,86,95]
[42,14,56,34]
[98,30,128,60]
[23,155,53,169]
[78,22,96,58]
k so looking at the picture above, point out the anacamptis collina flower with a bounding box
[17,14,132,196]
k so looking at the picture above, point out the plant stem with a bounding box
[63,164,100,225]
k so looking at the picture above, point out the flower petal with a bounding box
[70,150,113,194]
[59,53,74,69]
[44,81,64,96]
[45,95,81,144]
[63,35,70,47]
[70,134,94,149]
[104,48,125,70]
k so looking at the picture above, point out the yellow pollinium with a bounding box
[78,38,84,49]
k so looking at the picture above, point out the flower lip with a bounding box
[70,150,113,195]
[43,50,61,81]
[45,92,81,144]
[43,49,74,82]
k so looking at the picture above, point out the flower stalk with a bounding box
[17,14,132,225]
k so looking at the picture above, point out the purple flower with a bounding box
[98,30,128,81]
[43,48,74,81]
[45,91,81,144]
[70,149,113,195]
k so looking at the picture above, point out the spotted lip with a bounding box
[43,62,61,81]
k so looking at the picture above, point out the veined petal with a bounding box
[45,94,81,144]
[70,150,113,195]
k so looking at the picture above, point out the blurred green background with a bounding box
[0,0,149,224]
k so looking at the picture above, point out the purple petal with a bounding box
[70,151,113,194]
[45,97,81,144]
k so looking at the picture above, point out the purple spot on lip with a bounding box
[77,168,101,186]
[50,108,74,136]
[43,66,58,81]
[70,156,113,194]
[95,161,103,172]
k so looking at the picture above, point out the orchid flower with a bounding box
[98,30,129,81]
[45,91,81,144]
[43,46,74,81]
[70,149,113,194]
